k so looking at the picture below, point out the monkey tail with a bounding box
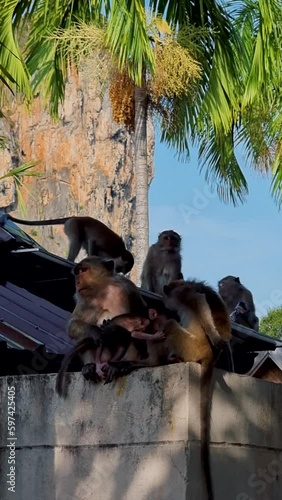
[56,338,97,397]
[7,215,70,226]
[200,359,215,500]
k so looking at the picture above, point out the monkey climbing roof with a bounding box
[0,210,281,378]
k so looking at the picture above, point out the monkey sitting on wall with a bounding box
[56,310,167,396]
[4,214,134,273]
[163,279,232,346]
[103,280,231,500]
[66,256,148,380]
[140,230,183,295]
[56,322,146,396]
[218,275,259,331]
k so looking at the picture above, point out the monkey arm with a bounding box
[131,331,166,341]
[140,247,156,291]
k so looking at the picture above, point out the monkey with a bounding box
[56,311,167,396]
[162,279,232,345]
[56,322,139,396]
[218,275,259,331]
[140,230,183,295]
[4,214,134,273]
[67,256,148,380]
[104,283,230,500]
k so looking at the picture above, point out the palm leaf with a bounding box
[0,160,41,180]
[0,0,32,99]
[106,0,154,85]
[0,160,41,216]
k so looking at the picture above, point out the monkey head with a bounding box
[115,250,134,274]
[72,257,115,297]
[158,230,181,252]
[218,276,241,299]
[111,313,150,332]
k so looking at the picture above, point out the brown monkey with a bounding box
[163,279,232,345]
[105,284,229,500]
[67,256,148,380]
[218,275,259,331]
[56,323,140,396]
[56,309,168,396]
[5,214,134,273]
[140,230,183,295]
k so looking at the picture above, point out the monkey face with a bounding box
[113,315,150,332]
[158,230,181,251]
[72,257,115,295]
[218,276,241,298]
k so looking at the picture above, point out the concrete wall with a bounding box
[0,364,282,500]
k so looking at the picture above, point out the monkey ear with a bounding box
[103,260,115,272]
[235,277,241,283]
[163,285,172,296]
[148,308,158,320]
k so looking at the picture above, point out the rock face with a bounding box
[0,70,154,278]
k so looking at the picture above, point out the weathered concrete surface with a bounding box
[0,364,282,500]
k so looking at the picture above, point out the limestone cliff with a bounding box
[0,70,154,276]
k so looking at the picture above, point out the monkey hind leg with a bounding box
[81,363,101,383]
[67,237,82,261]
[104,360,152,384]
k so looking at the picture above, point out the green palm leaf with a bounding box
[106,0,154,85]
[0,160,41,215]
[0,0,32,99]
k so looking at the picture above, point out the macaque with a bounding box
[56,323,135,396]
[163,279,232,345]
[5,214,134,273]
[104,282,230,500]
[56,310,167,396]
[218,275,259,331]
[67,256,148,380]
[140,230,183,295]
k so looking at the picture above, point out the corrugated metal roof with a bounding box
[0,282,73,353]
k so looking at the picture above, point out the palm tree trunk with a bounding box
[134,84,149,285]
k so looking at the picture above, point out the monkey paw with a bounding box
[210,338,226,353]
[207,329,225,349]
[81,363,100,383]
[104,361,135,384]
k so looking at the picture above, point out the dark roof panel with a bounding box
[0,282,73,353]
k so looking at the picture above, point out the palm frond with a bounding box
[0,160,41,180]
[0,0,32,100]
[106,0,154,85]
[0,160,41,216]
[232,0,282,108]
[18,0,111,116]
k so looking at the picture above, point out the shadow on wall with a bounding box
[1,361,282,500]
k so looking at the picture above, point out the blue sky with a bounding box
[149,134,282,318]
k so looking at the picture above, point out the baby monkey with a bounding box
[56,308,168,396]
